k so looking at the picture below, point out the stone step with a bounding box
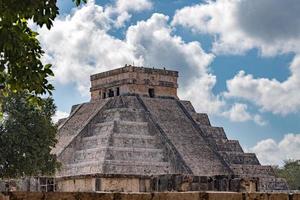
[59,161,104,177]
[191,113,211,126]
[63,160,170,174]
[80,133,158,149]
[230,164,275,177]
[105,159,170,166]
[62,159,171,176]
[90,122,114,135]
[216,140,244,152]
[74,146,165,163]
[96,108,147,123]
[79,135,110,149]
[258,177,289,191]
[105,147,165,162]
[114,121,150,135]
[219,151,260,165]
[200,126,227,140]
[103,161,171,175]
[74,147,106,161]
[110,134,158,148]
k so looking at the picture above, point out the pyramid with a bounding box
[53,65,287,192]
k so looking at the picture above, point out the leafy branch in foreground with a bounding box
[0,0,87,108]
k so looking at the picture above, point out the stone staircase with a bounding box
[178,100,288,191]
[58,96,173,177]
[141,97,231,176]
[53,100,109,155]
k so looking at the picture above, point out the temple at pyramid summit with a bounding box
[2,65,286,192]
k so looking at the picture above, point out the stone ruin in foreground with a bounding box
[2,65,288,192]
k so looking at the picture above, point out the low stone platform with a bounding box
[1,192,299,200]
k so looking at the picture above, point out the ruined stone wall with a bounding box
[1,192,300,200]
[90,66,178,101]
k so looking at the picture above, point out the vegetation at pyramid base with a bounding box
[273,160,300,190]
[0,0,86,113]
[0,91,60,178]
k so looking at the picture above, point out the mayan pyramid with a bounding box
[53,65,287,192]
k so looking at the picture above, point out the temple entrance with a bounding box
[108,89,114,97]
[149,88,155,98]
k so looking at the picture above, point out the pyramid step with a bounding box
[100,108,147,122]
[200,126,227,140]
[80,135,110,149]
[219,151,260,165]
[258,177,289,191]
[104,160,171,175]
[230,164,275,177]
[105,147,165,162]
[105,159,170,167]
[90,122,114,135]
[110,134,158,148]
[114,121,150,135]
[60,161,104,177]
[74,146,165,163]
[216,140,244,152]
[74,147,106,162]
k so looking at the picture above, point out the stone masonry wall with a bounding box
[1,192,300,200]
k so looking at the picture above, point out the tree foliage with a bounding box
[0,91,60,178]
[273,160,300,190]
[0,0,86,105]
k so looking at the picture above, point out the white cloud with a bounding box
[172,0,300,55]
[38,1,142,96]
[105,0,152,27]
[225,55,300,115]
[250,134,300,166]
[38,1,226,115]
[222,103,266,125]
[52,110,69,123]
[173,0,300,115]
[125,13,221,114]
[115,0,152,13]
[223,103,251,122]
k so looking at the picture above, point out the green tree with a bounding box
[273,160,300,190]
[0,91,60,178]
[0,0,86,109]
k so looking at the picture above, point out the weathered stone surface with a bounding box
[50,66,288,192]
[204,192,242,200]
[292,193,300,200]
[245,193,289,200]
[2,192,300,200]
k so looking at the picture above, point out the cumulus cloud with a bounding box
[222,103,266,125]
[172,0,300,55]
[223,103,251,122]
[173,0,300,115]
[52,110,69,123]
[38,1,142,95]
[125,13,222,113]
[249,134,300,166]
[106,0,152,27]
[225,55,300,115]
[38,2,224,114]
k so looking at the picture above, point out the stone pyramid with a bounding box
[53,65,287,192]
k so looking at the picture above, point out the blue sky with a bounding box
[41,0,300,165]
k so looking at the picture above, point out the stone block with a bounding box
[152,192,200,200]
[292,193,300,200]
[204,192,242,200]
[245,193,289,200]
[113,193,153,200]
[0,193,9,200]
[8,192,44,200]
